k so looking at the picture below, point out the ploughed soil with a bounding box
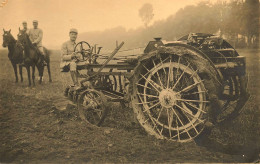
[0,49,259,163]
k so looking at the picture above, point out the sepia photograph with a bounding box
[0,0,259,163]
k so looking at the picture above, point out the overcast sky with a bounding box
[0,0,217,48]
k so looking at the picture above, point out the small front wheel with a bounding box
[78,89,108,126]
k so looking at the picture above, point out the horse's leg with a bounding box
[37,65,43,84]
[11,62,18,83]
[19,65,23,82]
[47,62,52,82]
[32,65,35,86]
[26,66,31,86]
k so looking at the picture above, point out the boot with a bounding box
[38,48,47,66]
[70,71,81,91]
[41,55,47,66]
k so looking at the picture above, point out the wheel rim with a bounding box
[217,76,240,123]
[132,55,208,142]
[103,75,117,92]
[78,90,107,126]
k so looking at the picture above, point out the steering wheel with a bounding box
[74,41,91,61]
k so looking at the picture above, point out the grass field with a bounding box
[0,48,259,163]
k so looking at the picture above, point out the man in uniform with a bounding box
[60,28,81,88]
[28,20,46,65]
[22,21,29,34]
[20,21,29,65]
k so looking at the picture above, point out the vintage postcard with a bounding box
[0,0,259,163]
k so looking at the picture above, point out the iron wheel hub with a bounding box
[159,89,179,108]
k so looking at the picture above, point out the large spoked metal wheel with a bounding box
[78,89,108,126]
[131,54,209,142]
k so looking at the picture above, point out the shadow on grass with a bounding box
[194,127,259,162]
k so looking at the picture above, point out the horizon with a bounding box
[0,0,221,49]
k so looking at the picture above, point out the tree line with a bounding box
[78,0,259,50]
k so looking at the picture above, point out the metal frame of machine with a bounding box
[64,33,250,142]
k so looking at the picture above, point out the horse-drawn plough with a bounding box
[64,33,250,142]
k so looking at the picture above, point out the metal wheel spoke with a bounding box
[175,103,193,116]
[143,118,150,124]
[177,80,204,93]
[139,56,169,81]
[135,83,157,92]
[156,107,163,121]
[159,126,164,135]
[140,74,162,92]
[171,107,192,139]
[185,115,199,134]
[152,59,164,89]
[176,98,209,103]
[141,63,151,74]
[176,56,181,78]
[137,92,159,98]
[189,68,199,79]
[137,93,160,112]
[137,94,163,135]
[175,104,204,123]
[167,108,173,137]
[159,55,168,75]
[175,118,180,141]
[182,101,206,114]
[167,57,173,89]
[182,104,200,134]
[135,99,159,105]
[143,101,161,112]
[172,63,191,90]
[181,91,205,96]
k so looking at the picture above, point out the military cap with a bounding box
[33,20,38,23]
[70,28,78,34]
[22,21,27,24]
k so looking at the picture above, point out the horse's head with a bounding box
[2,29,13,47]
[17,27,30,47]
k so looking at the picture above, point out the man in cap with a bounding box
[60,28,81,88]
[22,21,29,34]
[28,20,47,65]
[20,21,29,66]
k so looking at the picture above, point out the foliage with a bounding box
[78,0,259,50]
[138,3,154,27]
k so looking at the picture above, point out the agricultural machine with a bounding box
[64,33,249,142]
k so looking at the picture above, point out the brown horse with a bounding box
[17,28,52,86]
[2,29,24,83]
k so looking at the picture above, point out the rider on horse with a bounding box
[28,20,47,66]
[22,21,29,34]
[60,28,81,89]
[21,21,29,65]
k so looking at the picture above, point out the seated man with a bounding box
[28,20,47,66]
[60,28,81,88]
